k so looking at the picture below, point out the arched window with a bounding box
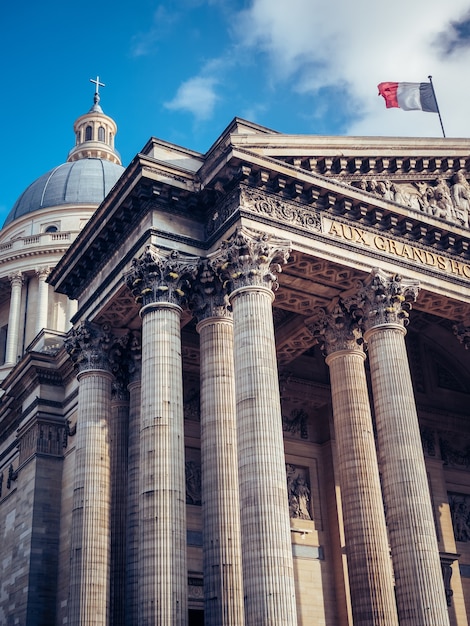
[85,125,93,141]
[98,126,105,142]
[45,225,58,233]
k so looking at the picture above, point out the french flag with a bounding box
[378,82,438,113]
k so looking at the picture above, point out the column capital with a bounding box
[35,266,51,280]
[191,259,232,326]
[307,301,364,358]
[211,226,291,294]
[8,271,24,287]
[350,268,419,333]
[453,323,470,349]
[65,321,115,374]
[125,245,199,312]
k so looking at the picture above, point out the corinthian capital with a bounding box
[351,268,419,331]
[453,324,470,349]
[190,259,231,322]
[125,245,199,308]
[65,321,114,373]
[212,226,291,292]
[8,272,24,287]
[307,301,363,355]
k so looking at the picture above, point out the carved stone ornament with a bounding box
[8,271,24,288]
[125,245,199,308]
[350,268,419,331]
[185,459,202,505]
[354,172,470,229]
[453,324,470,350]
[211,226,291,293]
[64,320,114,373]
[286,464,312,520]
[190,259,232,323]
[306,301,363,355]
[240,186,322,232]
[282,408,309,439]
[449,493,470,542]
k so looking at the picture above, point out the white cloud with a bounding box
[233,0,470,138]
[165,76,219,120]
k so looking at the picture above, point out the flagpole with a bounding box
[428,75,446,138]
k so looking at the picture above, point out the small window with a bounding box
[45,225,58,233]
[85,125,93,141]
[76,130,81,145]
[98,126,105,142]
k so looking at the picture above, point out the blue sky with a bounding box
[2,0,470,225]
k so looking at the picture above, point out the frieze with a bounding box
[353,172,470,229]
[240,186,321,232]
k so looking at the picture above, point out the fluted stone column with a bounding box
[109,337,132,626]
[215,227,297,625]
[5,272,23,364]
[126,247,198,626]
[35,266,50,334]
[357,269,450,626]
[192,261,245,625]
[65,321,114,626]
[309,304,399,626]
[126,332,142,626]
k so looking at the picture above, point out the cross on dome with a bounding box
[90,75,105,95]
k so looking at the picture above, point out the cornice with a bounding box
[50,136,470,302]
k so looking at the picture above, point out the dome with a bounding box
[3,158,124,227]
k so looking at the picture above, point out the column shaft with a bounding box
[197,316,245,625]
[366,324,450,626]
[110,397,129,626]
[231,286,297,625]
[69,369,112,626]
[5,273,23,364]
[126,379,141,625]
[36,268,50,334]
[326,348,399,626]
[139,302,187,625]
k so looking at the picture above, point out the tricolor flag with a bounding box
[378,82,438,113]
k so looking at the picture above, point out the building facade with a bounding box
[1,98,470,626]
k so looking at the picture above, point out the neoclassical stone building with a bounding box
[1,93,470,626]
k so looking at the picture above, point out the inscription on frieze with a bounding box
[324,217,470,280]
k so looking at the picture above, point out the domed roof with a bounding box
[4,159,124,227]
